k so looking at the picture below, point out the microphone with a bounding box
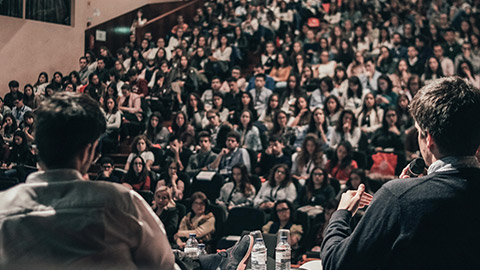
[406,158,426,177]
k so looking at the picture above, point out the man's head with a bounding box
[206,109,220,127]
[97,57,106,70]
[8,80,19,93]
[253,64,265,75]
[79,57,88,70]
[433,44,444,59]
[14,94,24,109]
[255,73,266,89]
[226,131,240,150]
[227,77,239,93]
[231,66,241,79]
[392,33,403,46]
[407,46,418,59]
[269,135,284,156]
[410,77,480,165]
[35,92,106,172]
[100,157,114,175]
[211,76,222,91]
[127,69,138,82]
[197,131,212,152]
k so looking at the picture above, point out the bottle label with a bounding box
[185,247,197,254]
[253,252,266,262]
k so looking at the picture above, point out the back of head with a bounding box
[410,77,480,156]
[35,92,106,169]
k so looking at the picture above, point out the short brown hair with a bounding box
[410,77,480,156]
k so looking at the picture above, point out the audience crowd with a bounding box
[4,0,480,263]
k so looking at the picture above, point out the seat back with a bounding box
[224,207,266,236]
[190,173,225,202]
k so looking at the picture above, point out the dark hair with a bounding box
[103,96,118,114]
[34,72,49,87]
[238,109,254,131]
[347,76,363,99]
[172,111,188,133]
[457,60,475,78]
[308,107,328,134]
[186,93,205,120]
[305,167,329,200]
[377,74,393,94]
[381,106,400,131]
[197,131,211,141]
[324,95,342,114]
[335,110,357,134]
[35,92,106,169]
[265,93,280,116]
[346,169,369,191]
[145,112,163,143]
[123,155,148,185]
[231,164,253,195]
[272,199,295,223]
[226,130,241,143]
[424,57,444,80]
[271,110,288,135]
[297,133,324,169]
[8,80,19,88]
[410,77,480,156]
[268,163,291,188]
[99,156,114,166]
[330,141,354,170]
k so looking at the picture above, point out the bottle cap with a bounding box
[189,233,196,237]
[280,236,288,241]
[255,238,263,242]
[198,243,205,248]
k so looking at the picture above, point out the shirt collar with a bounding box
[427,156,480,174]
[26,169,84,184]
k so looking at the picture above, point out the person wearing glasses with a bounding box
[262,200,303,262]
[253,164,297,211]
[95,157,120,183]
[175,192,216,249]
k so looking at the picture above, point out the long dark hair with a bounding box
[271,110,288,135]
[305,167,329,200]
[346,76,363,99]
[330,141,354,170]
[265,93,280,116]
[124,155,148,184]
[346,168,369,191]
[268,163,291,188]
[424,57,444,80]
[335,110,357,134]
[172,111,188,133]
[231,164,253,195]
[103,97,118,114]
[381,106,400,132]
[272,199,295,223]
[238,109,254,132]
[297,133,324,169]
[146,112,163,142]
[307,107,328,133]
[186,93,205,120]
[377,74,393,95]
[130,135,152,155]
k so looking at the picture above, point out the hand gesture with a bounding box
[337,184,373,216]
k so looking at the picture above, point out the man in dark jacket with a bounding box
[321,77,480,270]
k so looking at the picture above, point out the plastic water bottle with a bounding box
[275,236,291,270]
[197,243,207,256]
[251,238,267,270]
[185,233,199,259]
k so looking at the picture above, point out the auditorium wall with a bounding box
[0,0,169,97]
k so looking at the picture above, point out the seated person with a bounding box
[209,131,251,177]
[94,157,120,183]
[175,192,215,249]
[157,159,188,202]
[291,134,326,184]
[203,109,232,151]
[325,141,358,185]
[118,84,143,138]
[369,106,405,154]
[186,131,218,178]
[262,200,303,262]
[153,186,179,245]
[298,167,336,207]
[216,164,256,213]
[256,135,291,178]
[253,164,297,211]
[122,156,155,192]
[125,135,155,171]
[164,136,193,172]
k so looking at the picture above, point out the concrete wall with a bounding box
[0,0,170,96]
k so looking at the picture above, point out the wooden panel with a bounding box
[84,0,203,56]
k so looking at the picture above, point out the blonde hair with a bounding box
[154,185,176,208]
